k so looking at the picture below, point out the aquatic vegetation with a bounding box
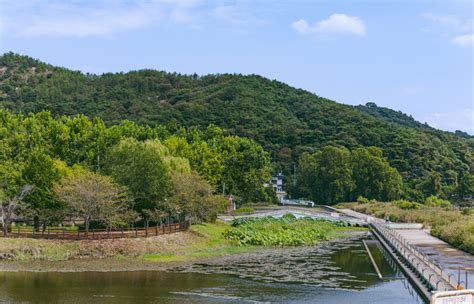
[223,215,354,246]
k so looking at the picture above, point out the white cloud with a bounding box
[422,13,473,33]
[422,108,474,134]
[291,19,310,34]
[0,0,265,38]
[422,12,473,47]
[213,4,266,26]
[292,14,367,37]
[452,34,474,46]
[0,1,164,37]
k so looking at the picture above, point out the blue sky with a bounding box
[0,0,473,133]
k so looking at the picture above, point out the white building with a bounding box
[271,173,287,202]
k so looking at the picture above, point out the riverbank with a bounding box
[0,219,365,272]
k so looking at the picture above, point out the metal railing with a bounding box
[371,223,458,291]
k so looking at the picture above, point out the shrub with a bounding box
[357,196,370,204]
[393,200,421,210]
[461,208,473,216]
[431,220,474,254]
[424,196,452,209]
[281,213,296,220]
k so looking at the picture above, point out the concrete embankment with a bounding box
[337,209,474,294]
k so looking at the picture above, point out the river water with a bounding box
[0,235,425,303]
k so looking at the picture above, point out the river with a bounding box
[0,234,425,303]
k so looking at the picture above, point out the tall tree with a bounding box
[351,147,403,201]
[170,172,226,223]
[301,146,354,205]
[105,138,189,214]
[457,172,474,199]
[219,136,272,203]
[22,150,64,231]
[419,171,442,198]
[54,170,130,232]
[0,161,33,236]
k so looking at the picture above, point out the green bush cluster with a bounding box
[224,215,349,246]
[393,200,422,210]
[357,196,370,204]
[424,196,452,209]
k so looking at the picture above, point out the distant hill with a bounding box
[0,52,472,188]
[355,102,432,130]
[356,102,472,138]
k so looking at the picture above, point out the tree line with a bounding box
[1,53,472,203]
[0,110,274,234]
[291,146,473,205]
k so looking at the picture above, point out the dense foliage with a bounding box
[340,201,474,254]
[295,146,403,204]
[223,215,351,246]
[0,110,274,234]
[54,170,130,232]
[1,53,472,200]
[355,102,433,130]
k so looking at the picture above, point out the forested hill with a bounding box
[355,102,433,130]
[0,52,472,189]
[356,103,473,139]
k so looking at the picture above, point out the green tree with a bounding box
[22,150,64,231]
[219,136,272,203]
[301,146,354,205]
[351,147,403,201]
[0,161,33,236]
[457,172,474,199]
[170,172,225,223]
[105,139,189,215]
[54,170,130,232]
[419,171,442,198]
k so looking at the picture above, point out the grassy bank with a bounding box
[143,221,260,262]
[0,221,256,263]
[339,202,474,254]
[0,217,365,268]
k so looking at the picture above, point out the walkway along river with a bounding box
[335,207,474,303]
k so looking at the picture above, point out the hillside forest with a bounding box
[0,53,472,232]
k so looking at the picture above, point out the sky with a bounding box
[0,0,473,133]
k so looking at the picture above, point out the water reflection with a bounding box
[175,234,403,290]
[0,235,425,303]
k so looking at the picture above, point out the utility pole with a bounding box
[293,164,296,186]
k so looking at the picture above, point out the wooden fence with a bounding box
[0,222,190,240]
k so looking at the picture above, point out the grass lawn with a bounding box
[143,220,260,262]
